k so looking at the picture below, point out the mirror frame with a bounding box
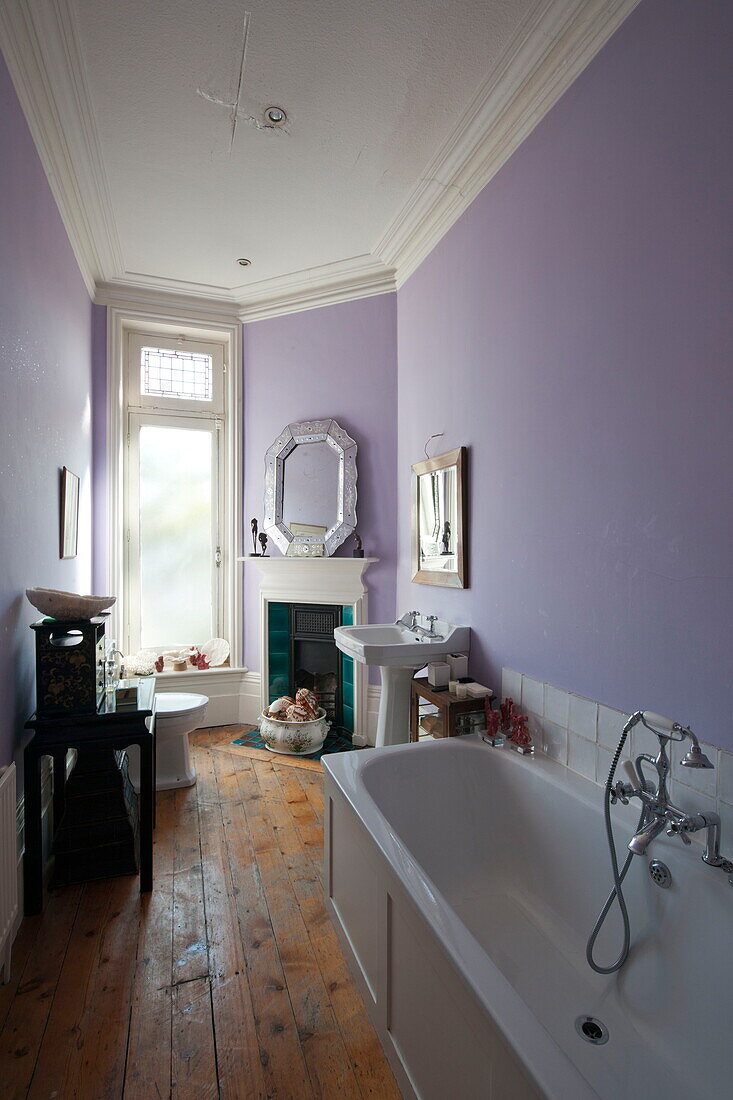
[411,446,467,588]
[264,418,358,556]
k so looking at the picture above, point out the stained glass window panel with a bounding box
[140,346,212,401]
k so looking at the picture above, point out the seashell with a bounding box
[26,587,116,621]
[295,688,318,717]
[268,696,294,716]
[286,704,312,723]
[200,637,230,667]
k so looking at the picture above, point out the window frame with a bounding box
[127,331,225,414]
[105,309,242,668]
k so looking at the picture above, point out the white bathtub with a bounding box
[323,736,732,1099]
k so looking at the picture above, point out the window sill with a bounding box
[154,665,249,681]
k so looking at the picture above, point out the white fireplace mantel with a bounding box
[240,556,378,740]
[240,556,378,604]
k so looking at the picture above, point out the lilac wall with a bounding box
[396,0,733,748]
[91,304,108,594]
[0,54,93,767]
[243,294,398,672]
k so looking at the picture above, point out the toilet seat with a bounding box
[155,692,209,718]
[127,691,209,792]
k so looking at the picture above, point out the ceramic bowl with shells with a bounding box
[258,707,329,756]
[26,587,117,621]
[264,689,320,722]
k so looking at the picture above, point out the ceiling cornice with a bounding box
[375,0,642,286]
[1,0,640,321]
[235,254,396,323]
[95,253,396,324]
[0,0,123,297]
[94,282,242,325]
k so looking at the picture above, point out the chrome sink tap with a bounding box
[612,711,733,876]
[395,611,445,640]
[413,614,444,641]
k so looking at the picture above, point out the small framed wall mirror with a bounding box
[411,447,467,587]
[264,419,358,556]
[59,466,80,559]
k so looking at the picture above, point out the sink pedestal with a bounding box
[375,666,416,747]
[333,617,470,748]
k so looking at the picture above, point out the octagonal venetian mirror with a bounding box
[264,419,358,556]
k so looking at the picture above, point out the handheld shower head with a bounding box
[640,712,714,768]
[641,711,677,734]
[679,741,714,769]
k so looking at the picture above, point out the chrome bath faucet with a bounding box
[613,713,733,877]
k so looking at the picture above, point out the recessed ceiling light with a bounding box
[265,106,286,125]
[236,257,251,267]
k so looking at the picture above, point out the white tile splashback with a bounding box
[568,730,596,781]
[501,668,733,852]
[568,694,597,740]
[544,683,570,728]
[519,675,543,715]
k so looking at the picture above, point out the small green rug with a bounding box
[232,725,361,760]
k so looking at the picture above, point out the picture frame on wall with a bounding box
[60,466,80,559]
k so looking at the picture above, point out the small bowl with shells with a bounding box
[258,689,330,755]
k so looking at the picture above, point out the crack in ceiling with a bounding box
[229,9,251,149]
[196,87,288,136]
[196,9,289,148]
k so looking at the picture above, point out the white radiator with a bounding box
[0,763,18,984]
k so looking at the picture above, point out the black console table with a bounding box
[23,676,156,915]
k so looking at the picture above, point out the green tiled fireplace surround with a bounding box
[267,602,355,733]
[341,604,355,733]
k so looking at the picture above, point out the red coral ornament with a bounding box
[509,712,532,746]
[484,709,502,739]
[500,697,516,731]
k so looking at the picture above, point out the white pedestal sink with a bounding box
[334,617,470,747]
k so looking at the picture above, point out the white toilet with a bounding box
[127,692,209,791]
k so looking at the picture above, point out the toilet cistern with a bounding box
[334,615,470,747]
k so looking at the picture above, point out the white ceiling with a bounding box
[75,0,534,290]
[0,0,641,318]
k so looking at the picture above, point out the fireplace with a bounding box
[267,602,355,731]
[244,556,377,745]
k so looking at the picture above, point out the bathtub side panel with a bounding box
[325,773,548,1100]
[327,788,381,1003]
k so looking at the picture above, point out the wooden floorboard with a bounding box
[0,726,402,1098]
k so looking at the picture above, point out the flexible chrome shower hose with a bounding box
[586,727,647,974]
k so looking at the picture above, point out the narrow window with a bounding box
[123,332,226,655]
